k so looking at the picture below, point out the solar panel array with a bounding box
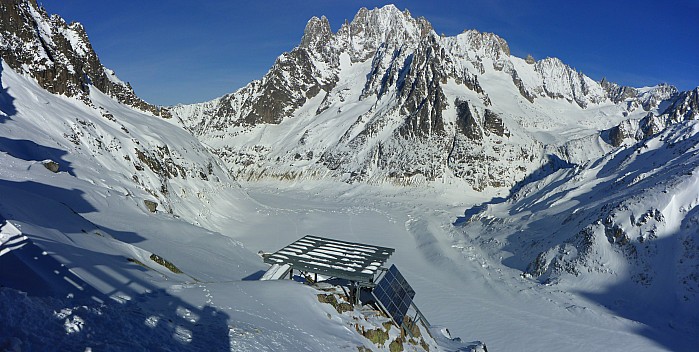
[263,235,395,282]
[372,264,415,326]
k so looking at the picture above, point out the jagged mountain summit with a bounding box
[173,4,697,190]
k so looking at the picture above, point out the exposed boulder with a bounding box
[143,199,158,213]
[41,160,59,173]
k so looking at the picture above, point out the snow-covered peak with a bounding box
[446,29,511,60]
[334,5,434,62]
[637,83,678,106]
[348,5,432,37]
[299,15,332,50]
[601,78,678,112]
[532,57,607,107]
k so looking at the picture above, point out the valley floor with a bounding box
[235,181,697,351]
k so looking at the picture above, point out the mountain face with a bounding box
[0,0,170,118]
[173,5,697,190]
[455,118,699,329]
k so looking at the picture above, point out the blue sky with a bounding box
[41,1,699,106]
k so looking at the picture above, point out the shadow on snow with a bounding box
[454,154,574,226]
[0,180,233,351]
[0,137,75,176]
[0,179,143,244]
[0,62,17,123]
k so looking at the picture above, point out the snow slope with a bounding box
[453,119,699,350]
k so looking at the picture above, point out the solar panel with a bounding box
[372,264,415,326]
[263,235,394,282]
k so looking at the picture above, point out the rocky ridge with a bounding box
[0,0,170,118]
[607,87,699,147]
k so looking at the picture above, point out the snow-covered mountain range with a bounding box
[172,5,698,191]
[1,1,698,351]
